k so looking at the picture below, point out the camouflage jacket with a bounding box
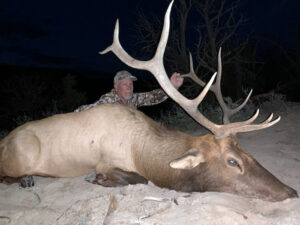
[74,88,168,112]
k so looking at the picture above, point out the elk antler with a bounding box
[181,49,253,124]
[99,0,280,139]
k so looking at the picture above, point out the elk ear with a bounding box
[169,148,206,169]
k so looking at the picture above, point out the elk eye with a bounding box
[227,158,240,168]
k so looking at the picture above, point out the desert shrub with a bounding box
[252,93,287,114]
[158,103,202,132]
[158,99,224,133]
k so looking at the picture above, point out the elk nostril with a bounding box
[292,190,298,198]
[287,188,298,198]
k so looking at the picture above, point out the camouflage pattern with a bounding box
[74,88,168,112]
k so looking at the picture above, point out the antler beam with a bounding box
[99,0,280,139]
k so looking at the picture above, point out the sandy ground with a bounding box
[0,102,299,225]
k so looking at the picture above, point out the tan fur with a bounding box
[0,104,139,177]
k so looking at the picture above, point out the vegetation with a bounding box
[0,66,86,131]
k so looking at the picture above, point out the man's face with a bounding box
[114,78,134,100]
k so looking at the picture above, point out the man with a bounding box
[74,70,183,112]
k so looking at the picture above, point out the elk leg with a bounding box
[85,168,148,187]
[20,176,34,188]
[0,175,34,188]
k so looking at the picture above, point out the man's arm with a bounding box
[135,88,168,107]
[134,72,183,107]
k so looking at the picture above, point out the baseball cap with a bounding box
[114,70,137,84]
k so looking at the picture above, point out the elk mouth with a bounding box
[221,181,298,202]
[252,187,298,202]
[276,186,299,201]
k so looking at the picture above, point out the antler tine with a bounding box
[215,48,254,124]
[181,52,206,87]
[262,113,274,124]
[181,53,218,106]
[229,116,281,137]
[213,114,281,138]
[100,0,281,139]
[194,72,217,107]
[182,49,253,124]
[99,19,146,70]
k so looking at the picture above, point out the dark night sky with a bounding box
[0,0,299,76]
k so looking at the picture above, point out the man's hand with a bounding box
[170,72,184,89]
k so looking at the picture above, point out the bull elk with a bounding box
[0,0,298,202]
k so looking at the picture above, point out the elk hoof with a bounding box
[84,172,106,184]
[93,173,108,185]
[20,176,34,188]
[85,169,148,187]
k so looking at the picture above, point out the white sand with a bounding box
[0,102,299,225]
